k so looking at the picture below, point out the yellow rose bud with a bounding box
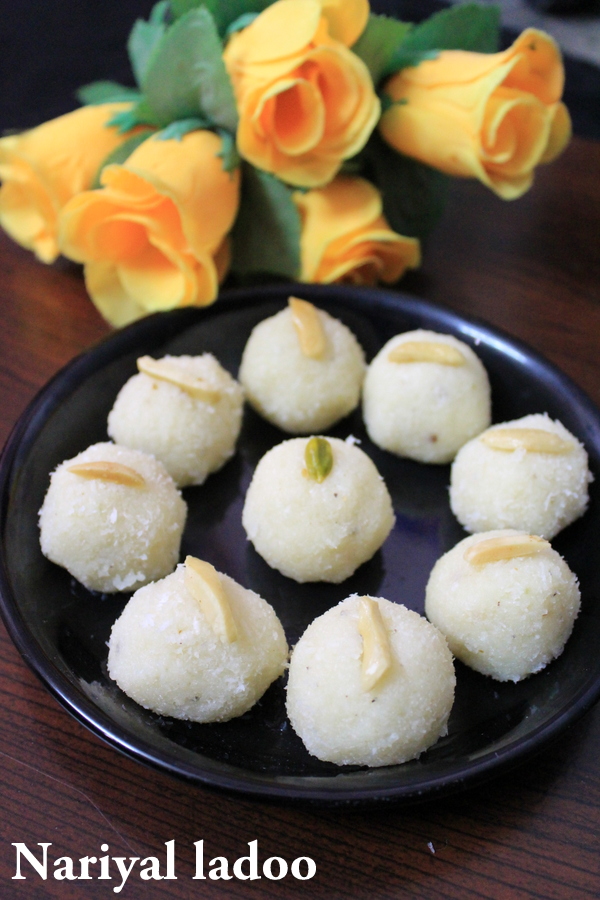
[379,28,572,200]
[223,0,379,188]
[58,130,240,327]
[0,103,137,263]
[295,176,421,285]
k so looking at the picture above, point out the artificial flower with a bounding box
[223,0,379,187]
[295,175,421,284]
[379,28,571,200]
[0,104,136,263]
[58,130,240,327]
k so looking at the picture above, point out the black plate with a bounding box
[1,283,600,805]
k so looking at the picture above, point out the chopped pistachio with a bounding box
[67,461,146,487]
[289,296,327,359]
[358,597,393,691]
[137,355,221,403]
[464,534,550,566]
[184,556,237,642]
[303,437,333,483]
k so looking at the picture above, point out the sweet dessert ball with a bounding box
[242,436,394,583]
[107,354,244,488]
[450,413,592,539]
[107,557,288,722]
[39,442,186,593]
[425,530,581,682]
[239,297,366,433]
[286,595,455,767]
[362,329,491,463]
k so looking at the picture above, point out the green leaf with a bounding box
[388,3,501,72]
[172,0,272,36]
[91,130,154,188]
[107,98,162,133]
[76,81,142,106]
[157,116,211,140]
[142,8,238,131]
[216,128,241,173]
[361,131,449,241]
[351,15,413,87]
[226,12,259,38]
[127,2,170,87]
[149,0,171,24]
[169,0,201,19]
[231,165,301,279]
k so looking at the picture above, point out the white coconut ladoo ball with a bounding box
[242,436,395,583]
[286,595,455,767]
[107,557,288,722]
[107,353,244,488]
[239,297,366,434]
[425,530,581,682]
[38,442,186,593]
[362,329,491,464]
[450,413,592,539]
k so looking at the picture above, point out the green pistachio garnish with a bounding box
[304,437,333,483]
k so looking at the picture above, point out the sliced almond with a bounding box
[358,597,393,692]
[137,355,221,403]
[289,296,327,359]
[67,461,146,487]
[464,534,550,566]
[481,427,573,454]
[388,340,465,366]
[184,556,237,643]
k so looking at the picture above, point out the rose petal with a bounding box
[0,173,57,262]
[482,88,551,174]
[101,166,165,210]
[85,263,139,327]
[296,176,383,277]
[503,28,564,106]
[540,101,572,164]
[319,0,369,47]
[228,0,322,65]
[118,244,186,309]
[321,226,420,283]
[258,78,326,155]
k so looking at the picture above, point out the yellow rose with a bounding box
[0,104,137,263]
[379,29,571,200]
[295,176,421,284]
[58,130,240,327]
[223,0,379,187]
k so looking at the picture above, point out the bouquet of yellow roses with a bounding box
[0,0,570,326]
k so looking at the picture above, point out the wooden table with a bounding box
[0,136,599,898]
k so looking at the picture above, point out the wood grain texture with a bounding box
[0,137,599,899]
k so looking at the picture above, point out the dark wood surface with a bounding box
[1,136,599,898]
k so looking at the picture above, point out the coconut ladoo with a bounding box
[425,530,581,682]
[450,413,592,538]
[242,436,394,583]
[239,297,366,434]
[108,353,244,488]
[108,557,288,722]
[286,595,455,766]
[363,329,491,464]
[38,442,186,593]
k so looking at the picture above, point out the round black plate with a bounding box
[1,283,600,805]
